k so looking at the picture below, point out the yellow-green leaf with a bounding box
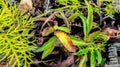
[42,42,55,59]
[34,36,57,52]
[85,0,93,33]
[96,50,102,64]
[79,14,88,38]
[90,51,96,67]
[54,31,76,52]
[88,31,109,43]
[70,36,86,46]
[68,12,79,22]
[76,48,89,56]
[57,26,70,33]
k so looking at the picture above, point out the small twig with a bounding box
[60,12,70,29]
[98,0,102,25]
[33,5,84,20]
[44,0,50,12]
[40,12,58,32]
[33,9,55,20]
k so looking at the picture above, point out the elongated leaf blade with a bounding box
[88,31,109,43]
[34,36,57,52]
[90,51,96,67]
[70,36,86,46]
[54,31,76,52]
[96,50,102,64]
[57,26,70,33]
[85,0,93,33]
[87,31,101,42]
[76,48,89,56]
[79,14,88,38]
[68,12,80,22]
[78,54,87,67]
[42,43,55,59]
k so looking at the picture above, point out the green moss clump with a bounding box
[0,0,36,67]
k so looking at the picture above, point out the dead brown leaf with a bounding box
[102,28,120,38]
[19,0,33,11]
[0,64,2,67]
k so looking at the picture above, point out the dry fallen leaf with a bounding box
[19,0,33,11]
[103,28,120,38]
[0,64,2,67]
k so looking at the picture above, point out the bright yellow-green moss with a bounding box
[0,0,36,67]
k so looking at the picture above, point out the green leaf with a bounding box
[42,42,55,59]
[68,12,80,22]
[0,50,10,62]
[76,48,89,56]
[85,0,93,33]
[96,50,102,64]
[101,58,106,67]
[88,31,101,42]
[88,31,109,43]
[69,0,80,5]
[78,54,88,67]
[79,14,88,38]
[34,36,57,52]
[90,51,96,67]
[57,26,70,33]
[79,1,93,39]
[56,14,63,19]
[70,36,86,46]
[58,0,68,5]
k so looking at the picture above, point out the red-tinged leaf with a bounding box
[103,28,120,38]
[54,31,76,52]
[78,54,87,67]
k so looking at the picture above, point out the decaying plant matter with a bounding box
[19,0,33,11]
